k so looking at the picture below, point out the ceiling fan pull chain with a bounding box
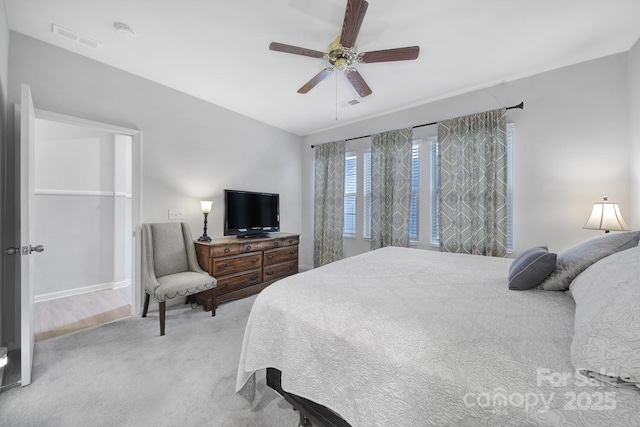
[335,71,338,121]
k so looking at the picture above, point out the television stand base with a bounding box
[237,233,269,239]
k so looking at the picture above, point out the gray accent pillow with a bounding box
[541,231,640,291]
[570,245,640,387]
[508,246,557,290]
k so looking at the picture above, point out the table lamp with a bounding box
[583,195,629,233]
[198,201,213,242]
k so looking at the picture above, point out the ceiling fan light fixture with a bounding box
[113,22,137,39]
[269,0,418,97]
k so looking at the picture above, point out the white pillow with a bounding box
[569,245,640,387]
[542,231,640,291]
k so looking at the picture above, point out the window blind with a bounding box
[344,153,357,235]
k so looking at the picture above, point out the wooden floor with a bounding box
[34,287,132,342]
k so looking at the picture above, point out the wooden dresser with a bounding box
[195,232,299,306]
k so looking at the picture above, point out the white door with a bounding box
[18,84,41,386]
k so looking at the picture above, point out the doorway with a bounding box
[31,110,140,341]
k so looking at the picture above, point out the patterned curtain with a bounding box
[314,141,346,267]
[437,108,508,257]
[370,128,413,249]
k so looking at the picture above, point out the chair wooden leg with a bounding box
[142,292,150,318]
[211,288,217,317]
[159,301,166,336]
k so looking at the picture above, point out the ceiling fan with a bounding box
[269,0,419,98]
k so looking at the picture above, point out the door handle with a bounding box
[30,245,45,254]
[5,245,44,255]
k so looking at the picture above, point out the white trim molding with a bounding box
[34,282,120,303]
[34,189,118,197]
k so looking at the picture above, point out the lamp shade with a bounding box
[200,201,213,214]
[583,196,629,232]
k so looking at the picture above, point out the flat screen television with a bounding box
[224,189,280,238]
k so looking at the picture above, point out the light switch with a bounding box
[168,209,184,220]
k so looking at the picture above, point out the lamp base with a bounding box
[198,235,212,242]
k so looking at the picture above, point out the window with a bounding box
[430,138,440,245]
[344,153,357,235]
[363,152,372,239]
[410,143,420,241]
[430,124,513,250]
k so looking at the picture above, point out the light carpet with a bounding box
[0,295,299,427]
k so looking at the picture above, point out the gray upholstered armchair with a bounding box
[141,222,217,336]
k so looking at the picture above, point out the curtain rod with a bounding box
[311,101,524,148]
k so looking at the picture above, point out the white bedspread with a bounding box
[236,247,640,426]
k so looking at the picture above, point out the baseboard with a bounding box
[113,280,131,289]
[35,281,130,303]
[299,264,313,272]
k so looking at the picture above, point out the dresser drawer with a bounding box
[264,246,299,266]
[263,237,298,250]
[278,235,299,248]
[212,243,242,257]
[263,260,298,282]
[216,269,262,295]
[213,252,262,276]
[242,241,269,253]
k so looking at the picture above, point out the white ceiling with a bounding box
[5,0,640,136]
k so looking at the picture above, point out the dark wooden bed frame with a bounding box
[266,368,352,427]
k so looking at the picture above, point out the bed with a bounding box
[236,234,640,426]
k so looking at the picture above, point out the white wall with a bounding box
[301,52,633,268]
[629,38,640,228]
[0,0,9,351]
[33,119,130,299]
[7,32,303,239]
[5,32,303,344]
[113,134,133,289]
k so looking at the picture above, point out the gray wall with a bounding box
[0,0,9,349]
[5,31,303,346]
[629,38,640,228]
[32,120,127,299]
[300,52,634,268]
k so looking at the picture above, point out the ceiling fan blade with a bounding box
[345,68,372,97]
[269,42,326,59]
[359,46,420,63]
[298,68,334,94]
[340,0,368,48]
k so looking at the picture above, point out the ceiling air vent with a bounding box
[338,99,361,109]
[52,24,102,49]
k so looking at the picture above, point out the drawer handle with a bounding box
[273,242,280,247]
[220,263,229,269]
[250,274,258,280]
[251,258,259,264]
[265,271,273,276]
[289,265,296,270]
[266,254,275,260]
[290,250,296,255]
[288,239,294,244]
[246,245,251,250]
[224,248,230,253]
